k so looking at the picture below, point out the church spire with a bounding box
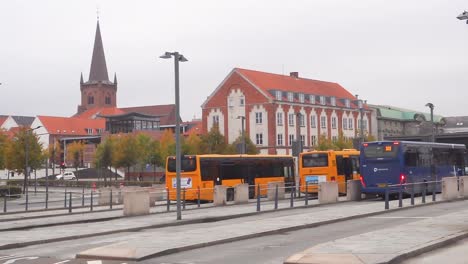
[80,72,84,84]
[88,20,109,82]
[113,73,117,84]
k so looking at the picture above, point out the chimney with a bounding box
[290,72,299,78]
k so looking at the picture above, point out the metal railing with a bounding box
[383,180,442,210]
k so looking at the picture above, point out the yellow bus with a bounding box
[299,149,360,194]
[165,154,295,201]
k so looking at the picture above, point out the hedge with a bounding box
[0,186,22,197]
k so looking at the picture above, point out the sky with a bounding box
[1,0,468,121]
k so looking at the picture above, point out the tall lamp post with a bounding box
[24,126,42,194]
[237,116,246,154]
[160,51,188,221]
[355,95,365,144]
[425,103,435,142]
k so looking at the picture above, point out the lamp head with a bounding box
[159,52,173,59]
[457,11,468,20]
[179,55,188,62]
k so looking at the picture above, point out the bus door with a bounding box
[350,155,360,180]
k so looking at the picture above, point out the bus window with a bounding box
[336,155,344,175]
[363,144,399,158]
[167,157,197,172]
[302,153,328,167]
[404,149,419,167]
[351,156,360,174]
[200,160,218,181]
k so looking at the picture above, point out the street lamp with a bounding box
[160,51,188,221]
[425,103,435,142]
[457,11,468,23]
[237,116,246,154]
[355,95,365,144]
[24,126,42,194]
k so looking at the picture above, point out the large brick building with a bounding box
[201,68,371,154]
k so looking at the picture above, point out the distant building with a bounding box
[202,68,371,154]
[0,115,35,130]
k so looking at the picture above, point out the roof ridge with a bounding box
[235,67,340,85]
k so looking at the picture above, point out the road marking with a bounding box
[87,261,102,264]
[0,256,17,260]
[2,257,39,264]
[53,260,71,264]
[368,216,432,219]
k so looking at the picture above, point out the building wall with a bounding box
[226,89,246,143]
[78,82,117,113]
[1,116,18,130]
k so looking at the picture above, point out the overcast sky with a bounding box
[1,0,468,121]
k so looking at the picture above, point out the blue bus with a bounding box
[360,141,466,195]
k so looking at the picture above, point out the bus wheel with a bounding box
[227,188,235,201]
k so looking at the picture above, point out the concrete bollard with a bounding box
[213,185,227,206]
[144,187,165,207]
[234,183,249,204]
[458,176,468,198]
[318,182,338,204]
[123,190,150,216]
[267,182,285,201]
[442,176,458,201]
[346,180,361,201]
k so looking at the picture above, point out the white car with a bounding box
[56,171,77,180]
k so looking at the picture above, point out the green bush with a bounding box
[0,186,22,197]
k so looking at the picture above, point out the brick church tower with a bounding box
[77,20,117,114]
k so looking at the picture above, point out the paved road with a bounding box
[0,200,465,264]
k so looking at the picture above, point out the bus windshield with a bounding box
[363,144,399,159]
[302,153,328,167]
[167,158,197,172]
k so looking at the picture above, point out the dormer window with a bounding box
[320,96,326,105]
[288,92,294,102]
[276,91,282,100]
[345,99,350,108]
[309,95,315,104]
[330,97,336,106]
[85,128,93,135]
[299,93,304,103]
[105,96,111,105]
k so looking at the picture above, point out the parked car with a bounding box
[56,171,77,181]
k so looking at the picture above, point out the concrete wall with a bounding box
[318,182,338,204]
[442,177,458,201]
[346,180,361,201]
[459,176,468,198]
[234,183,249,204]
[98,187,119,205]
[267,182,285,201]
[123,190,150,216]
[214,185,227,206]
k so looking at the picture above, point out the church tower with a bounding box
[77,20,117,114]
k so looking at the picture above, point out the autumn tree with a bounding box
[182,132,201,155]
[159,129,176,161]
[48,139,62,175]
[67,141,85,171]
[0,130,8,170]
[314,134,335,151]
[334,132,354,150]
[113,134,139,181]
[199,125,228,154]
[95,136,115,184]
[5,128,43,192]
[226,133,259,154]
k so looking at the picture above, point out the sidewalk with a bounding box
[284,200,468,264]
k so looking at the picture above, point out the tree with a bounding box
[135,133,153,178]
[147,140,163,181]
[5,128,43,193]
[315,134,335,151]
[113,134,139,181]
[199,125,228,154]
[334,132,354,150]
[0,130,8,170]
[95,136,115,185]
[182,132,201,155]
[227,133,259,154]
[48,138,62,175]
[159,129,176,161]
[67,141,85,171]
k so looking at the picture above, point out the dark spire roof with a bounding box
[88,20,109,82]
[113,73,117,84]
[80,72,84,84]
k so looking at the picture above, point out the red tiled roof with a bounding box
[120,104,177,126]
[38,116,105,136]
[0,116,7,127]
[183,119,202,136]
[74,107,125,119]
[235,68,357,101]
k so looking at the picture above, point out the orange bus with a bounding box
[299,149,360,193]
[165,154,295,201]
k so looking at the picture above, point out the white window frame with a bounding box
[299,93,304,103]
[332,117,337,129]
[213,115,219,125]
[320,96,326,105]
[240,97,245,106]
[277,112,283,126]
[309,95,315,104]
[310,115,316,128]
[289,134,294,146]
[343,118,348,130]
[277,134,283,146]
[288,113,295,126]
[320,116,327,129]
[348,118,353,130]
[256,133,263,145]
[276,91,282,100]
[331,97,336,106]
[300,135,305,146]
[300,114,305,127]
[345,99,350,108]
[288,92,294,102]
[255,112,262,124]
[311,135,317,146]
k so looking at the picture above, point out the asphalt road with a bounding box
[0,200,467,264]
[401,237,468,264]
